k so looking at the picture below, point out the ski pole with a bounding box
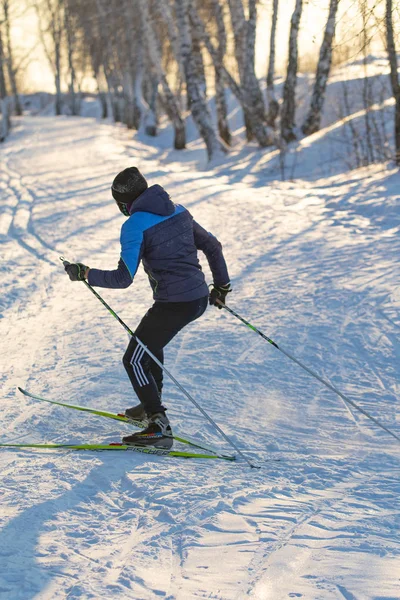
[218,300,400,444]
[60,258,259,468]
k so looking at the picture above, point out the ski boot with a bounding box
[125,403,146,422]
[122,412,173,449]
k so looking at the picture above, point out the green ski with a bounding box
[17,387,234,460]
[0,441,235,460]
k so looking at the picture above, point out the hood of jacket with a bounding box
[129,184,175,217]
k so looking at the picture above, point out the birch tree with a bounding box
[139,0,185,147]
[385,0,400,165]
[155,0,184,93]
[144,73,159,136]
[35,0,63,115]
[266,0,279,127]
[118,0,157,133]
[134,35,153,131]
[281,0,303,142]
[112,0,134,125]
[2,0,21,116]
[228,0,246,82]
[94,0,128,125]
[302,0,340,136]
[244,0,267,127]
[227,0,251,139]
[64,0,79,115]
[190,14,207,98]
[228,0,269,142]
[210,0,231,145]
[120,0,142,129]
[360,0,374,163]
[175,0,225,161]
[78,2,108,118]
[0,23,9,141]
[94,0,117,120]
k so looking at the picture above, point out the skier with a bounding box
[64,167,231,449]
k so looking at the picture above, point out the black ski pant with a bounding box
[123,296,208,416]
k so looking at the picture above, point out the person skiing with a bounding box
[64,167,231,449]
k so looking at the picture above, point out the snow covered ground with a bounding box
[1,111,400,600]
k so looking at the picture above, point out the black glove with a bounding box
[209,283,232,309]
[64,262,89,282]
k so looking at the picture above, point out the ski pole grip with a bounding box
[59,255,71,266]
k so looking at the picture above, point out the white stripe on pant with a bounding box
[130,344,149,387]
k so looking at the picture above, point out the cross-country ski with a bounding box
[0,441,235,461]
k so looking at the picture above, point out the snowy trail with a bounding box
[1,116,400,599]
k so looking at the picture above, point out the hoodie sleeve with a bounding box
[193,220,230,286]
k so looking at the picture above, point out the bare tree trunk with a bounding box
[97,80,108,118]
[139,0,186,148]
[190,17,207,98]
[227,0,270,143]
[0,98,9,140]
[118,0,139,129]
[227,0,252,139]
[77,0,107,119]
[103,66,116,120]
[131,37,144,130]
[145,73,159,136]
[244,0,266,126]
[130,34,157,135]
[134,49,147,129]
[107,0,127,126]
[50,0,63,116]
[386,0,400,165]
[95,0,129,126]
[35,0,63,116]
[227,0,246,83]
[281,0,303,142]
[266,0,279,127]
[155,0,184,90]
[302,0,339,136]
[3,0,22,116]
[360,0,374,164]
[122,71,135,129]
[64,0,78,115]
[175,0,225,161]
[95,0,115,120]
[119,0,135,128]
[0,26,9,141]
[54,66,62,115]
[211,0,231,145]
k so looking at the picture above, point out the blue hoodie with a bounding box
[88,184,230,302]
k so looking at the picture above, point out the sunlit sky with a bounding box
[10,0,384,94]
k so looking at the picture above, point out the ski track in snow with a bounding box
[1,116,400,600]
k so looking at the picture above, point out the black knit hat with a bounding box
[111,167,148,215]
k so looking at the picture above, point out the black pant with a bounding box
[123,296,208,415]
